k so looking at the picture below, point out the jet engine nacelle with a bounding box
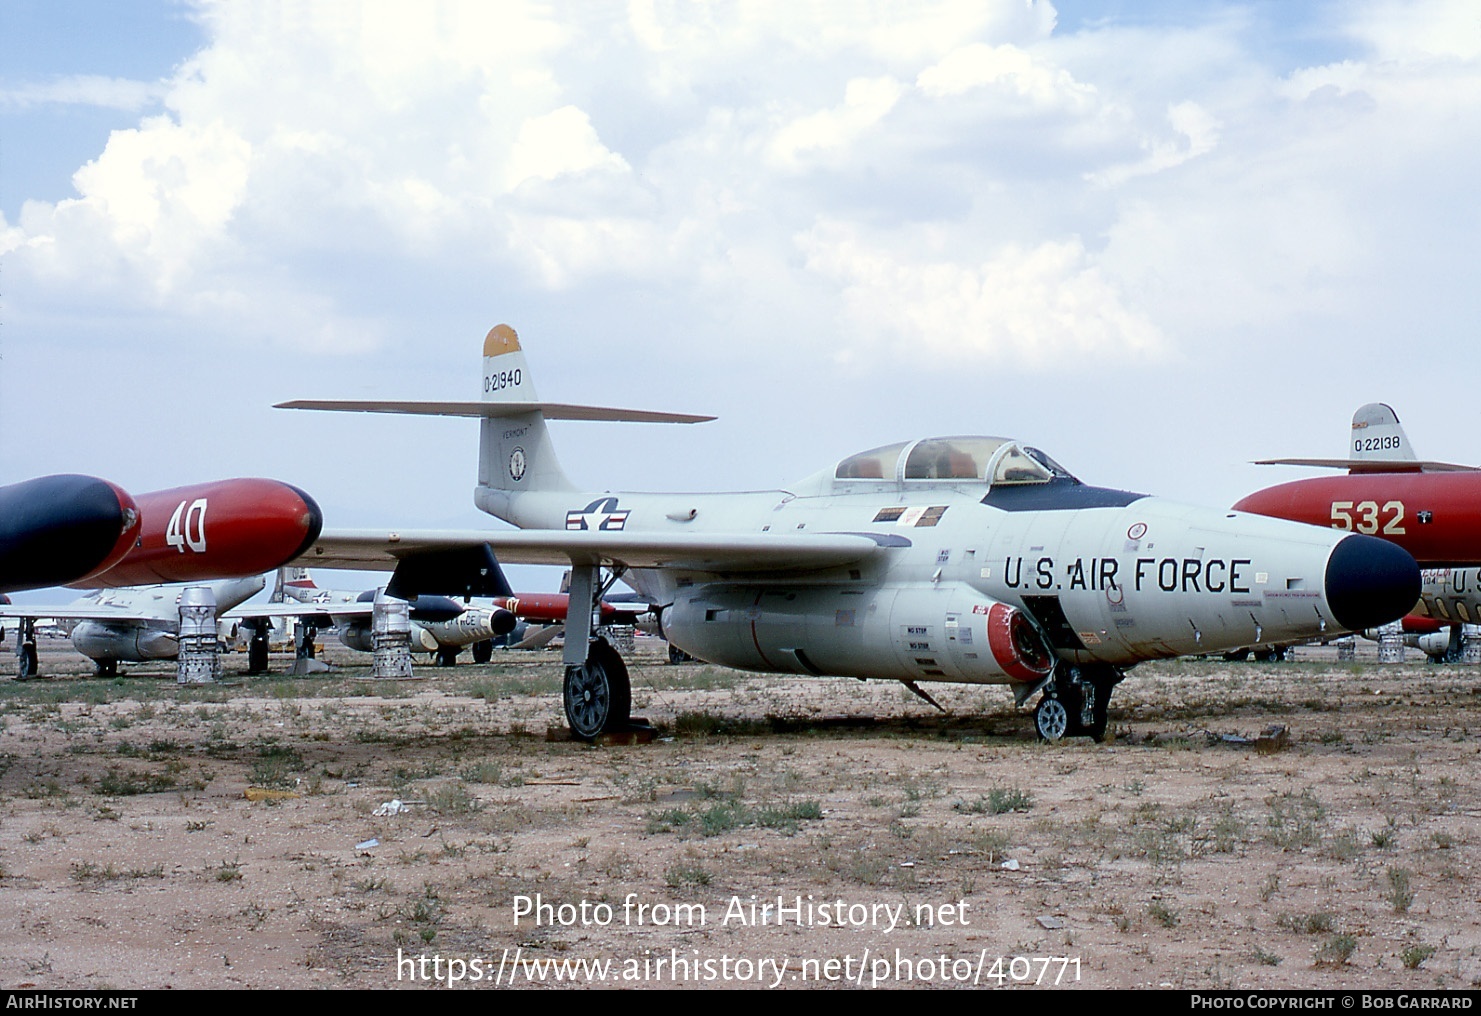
[417,606,518,649]
[664,582,1055,685]
[1414,631,1451,657]
[71,623,177,663]
[339,622,374,654]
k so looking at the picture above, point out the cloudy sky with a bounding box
[4,0,1481,597]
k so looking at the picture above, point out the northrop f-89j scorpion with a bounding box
[279,325,1420,741]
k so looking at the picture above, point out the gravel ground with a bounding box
[1,637,1478,990]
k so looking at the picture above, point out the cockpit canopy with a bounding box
[833,436,1075,487]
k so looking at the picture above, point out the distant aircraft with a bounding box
[0,475,140,593]
[0,576,266,676]
[258,567,507,667]
[256,569,651,666]
[1234,403,1481,565]
[276,324,1420,742]
[1235,403,1481,659]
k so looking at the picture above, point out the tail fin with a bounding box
[1256,402,1480,473]
[273,566,318,603]
[477,324,575,495]
[1348,403,1416,468]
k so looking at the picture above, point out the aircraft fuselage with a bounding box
[484,478,1415,684]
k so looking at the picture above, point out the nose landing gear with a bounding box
[1034,663,1122,742]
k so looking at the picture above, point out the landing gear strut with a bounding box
[561,565,634,740]
[247,624,270,675]
[15,619,37,680]
[1034,663,1122,743]
[471,639,493,664]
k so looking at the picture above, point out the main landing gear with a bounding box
[15,619,38,680]
[1033,663,1123,743]
[563,636,632,740]
[561,565,634,740]
[246,623,271,675]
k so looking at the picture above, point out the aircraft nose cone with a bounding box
[1324,534,1421,632]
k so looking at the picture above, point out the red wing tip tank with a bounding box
[0,474,141,593]
[76,478,324,588]
[277,323,1423,742]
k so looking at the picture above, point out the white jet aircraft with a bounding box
[278,325,1421,741]
[1,576,265,676]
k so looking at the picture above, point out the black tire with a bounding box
[471,639,493,664]
[563,638,632,740]
[248,636,269,675]
[436,647,460,667]
[667,643,694,665]
[1221,649,1251,662]
[17,643,38,679]
[94,659,118,678]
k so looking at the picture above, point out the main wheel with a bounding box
[94,659,118,678]
[17,643,38,679]
[435,647,460,667]
[563,638,632,740]
[1034,694,1070,742]
[471,639,493,664]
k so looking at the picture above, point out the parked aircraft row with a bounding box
[2,563,646,676]
[10,331,1475,744]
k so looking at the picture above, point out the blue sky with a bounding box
[3,1,1481,599]
[0,1,201,216]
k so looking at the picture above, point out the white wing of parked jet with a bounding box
[292,528,903,573]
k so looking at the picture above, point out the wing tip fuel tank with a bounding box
[78,478,325,588]
[0,474,141,593]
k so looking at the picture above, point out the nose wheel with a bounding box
[562,637,632,740]
[1034,664,1121,742]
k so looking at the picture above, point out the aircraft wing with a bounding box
[222,603,374,623]
[0,605,161,622]
[293,528,907,573]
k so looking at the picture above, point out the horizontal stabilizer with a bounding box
[1254,458,1481,473]
[276,399,714,424]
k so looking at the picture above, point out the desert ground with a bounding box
[0,636,1478,991]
